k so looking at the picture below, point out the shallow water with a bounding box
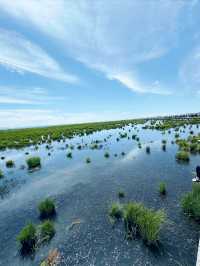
[0,124,200,266]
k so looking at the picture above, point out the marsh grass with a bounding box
[26,157,41,170]
[124,202,166,245]
[17,223,36,254]
[66,152,72,158]
[118,191,125,198]
[176,151,190,162]
[104,152,110,158]
[38,199,56,219]
[162,144,166,151]
[146,146,150,154]
[159,182,166,195]
[6,160,14,168]
[0,169,3,178]
[86,157,91,163]
[181,184,200,220]
[38,220,55,242]
[109,203,123,219]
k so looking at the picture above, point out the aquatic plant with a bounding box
[0,169,3,178]
[104,152,110,158]
[66,152,72,158]
[124,202,166,245]
[162,144,166,151]
[38,198,56,219]
[159,182,166,195]
[86,157,91,163]
[146,146,150,154]
[26,156,41,169]
[181,184,200,220]
[109,203,123,219]
[138,143,142,149]
[6,160,14,168]
[176,151,190,162]
[137,208,166,245]
[118,191,125,198]
[17,223,36,253]
[39,220,55,242]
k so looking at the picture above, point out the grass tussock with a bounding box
[159,182,166,195]
[6,160,14,168]
[104,152,110,158]
[26,156,41,169]
[86,157,91,163]
[118,191,125,198]
[17,223,36,253]
[38,198,56,219]
[39,220,55,242]
[176,151,190,162]
[109,203,123,219]
[146,146,150,154]
[124,202,166,245]
[181,184,200,220]
[0,169,4,178]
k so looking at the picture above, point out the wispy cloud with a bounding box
[0,86,65,105]
[108,72,172,95]
[0,0,188,95]
[0,28,78,83]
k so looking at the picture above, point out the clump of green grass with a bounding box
[176,151,190,162]
[38,198,56,219]
[137,208,166,245]
[109,203,123,219]
[104,152,110,158]
[17,223,36,253]
[159,182,166,195]
[66,152,72,158]
[26,156,41,170]
[146,146,150,154]
[181,184,200,220]
[0,169,4,178]
[118,191,125,198]
[86,157,91,163]
[6,160,14,168]
[162,140,167,144]
[39,220,55,242]
[124,202,166,245]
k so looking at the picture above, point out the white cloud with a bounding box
[0,86,65,104]
[0,29,78,83]
[108,72,172,95]
[0,109,135,129]
[0,0,188,94]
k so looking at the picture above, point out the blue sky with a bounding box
[0,0,200,128]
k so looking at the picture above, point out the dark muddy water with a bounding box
[0,125,200,266]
